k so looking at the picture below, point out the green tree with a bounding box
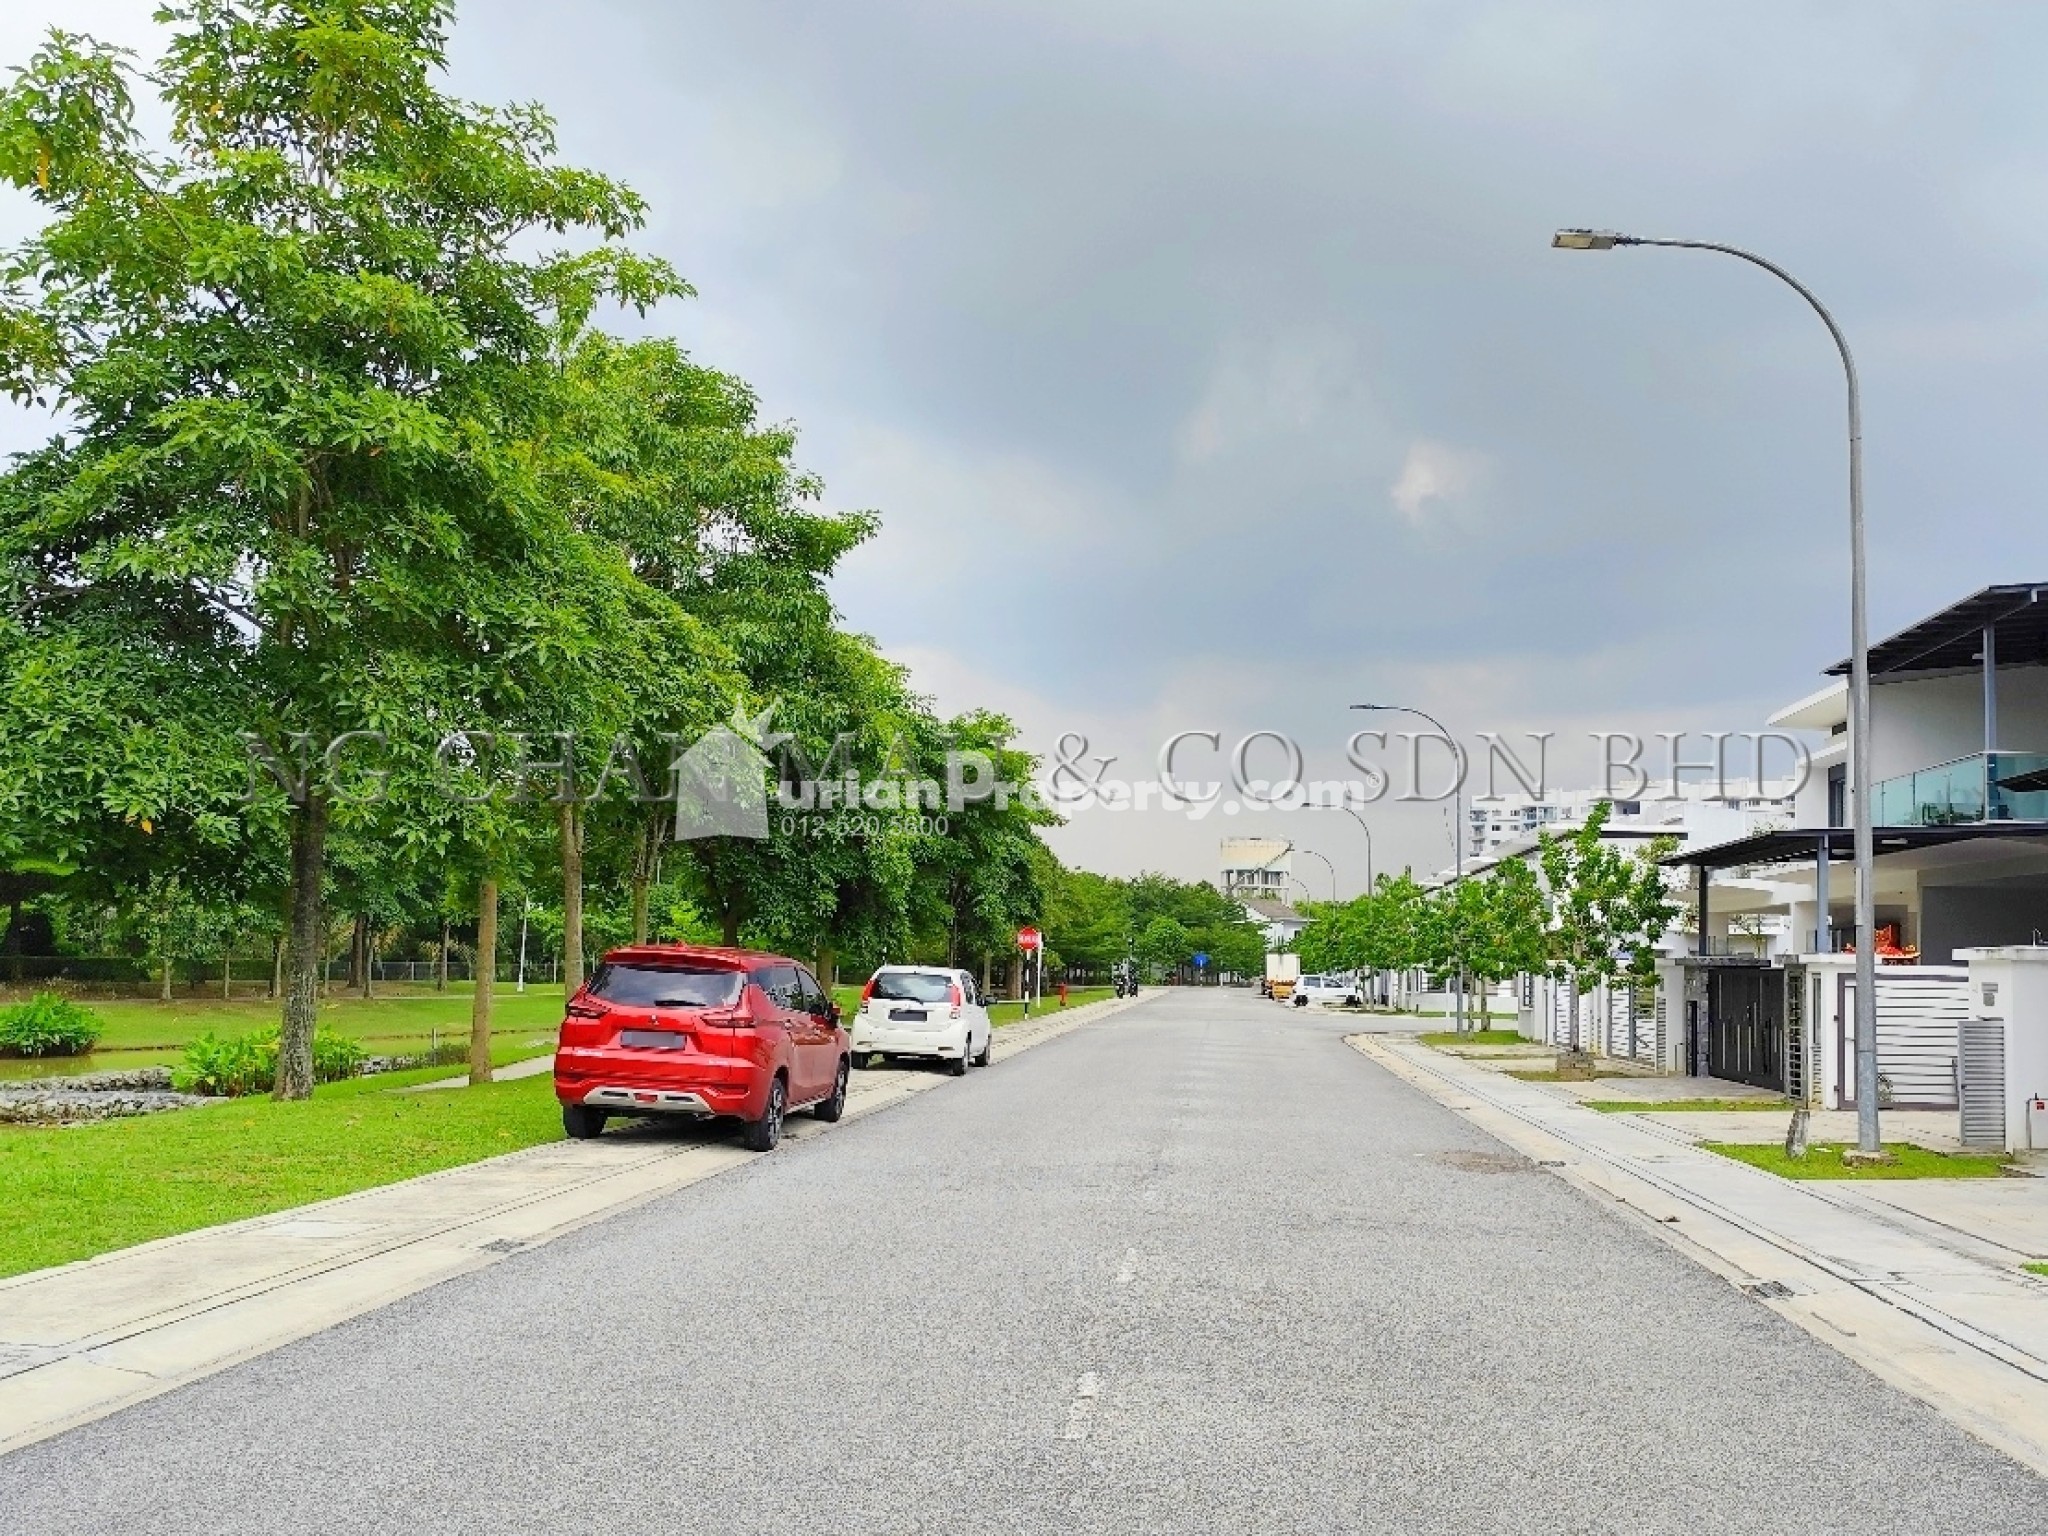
[1450,861,1547,1027]
[0,1,680,1095]
[1535,806,1679,1055]
[916,711,1053,972]
[1136,915,1193,981]
[1042,864,1133,976]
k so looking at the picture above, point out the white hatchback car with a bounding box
[850,965,992,1075]
[1291,973,1362,1008]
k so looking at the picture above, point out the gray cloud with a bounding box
[7,0,2047,888]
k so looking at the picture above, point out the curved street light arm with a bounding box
[1564,230,1877,1151]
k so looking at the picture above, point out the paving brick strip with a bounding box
[0,991,1155,1457]
[1355,1031,2048,1478]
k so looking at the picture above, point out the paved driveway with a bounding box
[4,988,2041,1533]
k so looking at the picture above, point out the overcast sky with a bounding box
[6,1,2046,893]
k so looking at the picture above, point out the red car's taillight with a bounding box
[860,977,876,1012]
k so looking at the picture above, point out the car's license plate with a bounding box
[889,1007,927,1022]
[619,1029,685,1050]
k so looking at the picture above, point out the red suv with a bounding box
[553,945,850,1151]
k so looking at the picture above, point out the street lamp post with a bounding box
[1314,800,1375,895]
[1297,846,1339,902]
[1351,703,1467,1033]
[1552,228,1880,1155]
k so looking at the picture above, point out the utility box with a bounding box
[1955,947,2048,1154]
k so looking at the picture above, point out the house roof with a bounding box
[1825,583,2048,679]
[1660,822,2048,871]
[1241,897,1306,923]
[1767,679,1848,732]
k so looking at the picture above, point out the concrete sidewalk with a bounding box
[1355,1033,2048,1479]
[0,992,1151,1458]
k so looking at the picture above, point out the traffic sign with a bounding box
[1016,926,1042,951]
[1193,952,1209,969]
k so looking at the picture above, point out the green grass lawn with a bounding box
[1419,1030,1527,1047]
[1587,1099,1792,1113]
[0,985,568,1081]
[2025,1262,2048,1279]
[1503,1068,1631,1082]
[0,1066,567,1278]
[1705,1142,2012,1180]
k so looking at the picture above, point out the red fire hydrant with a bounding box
[1058,982,1070,1009]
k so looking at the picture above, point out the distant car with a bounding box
[553,944,849,1151]
[1291,974,1362,1008]
[850,965,992,1075]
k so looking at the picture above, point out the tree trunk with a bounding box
[437,920,449,991]
[471,877,498,1085]
[360,925,374,1000]
[722,907,740,947]
[276,793,329,1100]
[222,952,231,1002]
[559,800,585,996]
[1566,971,1581,1055]
[160,956,173,1003]
[631,821,655,945]
[631,877,651,945]
[347,912,365,993]
[270,932,283,999]
[980,953,992,997]
[816,944,836,994]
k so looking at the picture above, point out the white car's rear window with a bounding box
[871,972,954,1004]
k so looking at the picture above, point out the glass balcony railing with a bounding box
[1871,751,2048,826]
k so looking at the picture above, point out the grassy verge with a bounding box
[830,984,1116,1028]
[2026,1262,2048,1279]
[1503,1068,1630,1082]
[1587,1099,1791,1113]
[1705,1142,2011,1180]
[0,1068,565,1278]
[1419,1030,1526,1047]
[990,987,1114,1025]
[0,986,568,1081]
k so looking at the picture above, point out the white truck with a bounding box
[1264,952,1300,1001]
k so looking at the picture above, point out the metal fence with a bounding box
[0,953,562,996]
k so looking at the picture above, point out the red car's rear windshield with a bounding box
[587,963,742,1008]
[871,972,953,1003]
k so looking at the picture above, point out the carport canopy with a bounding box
[1824,583,2048,678]
[1662,823,2048,871]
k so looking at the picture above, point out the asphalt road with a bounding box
[6,989,2044,1533]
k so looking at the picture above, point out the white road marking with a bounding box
[1060,1371,1102,1440]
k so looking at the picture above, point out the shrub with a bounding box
[176,1030,278,1097]
[312,1029,366,1084]
[0,993,103,1057]
[175,1026,367,1096]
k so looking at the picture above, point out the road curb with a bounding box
[1349,1032,2048,1480]
[0,991,1158,1458]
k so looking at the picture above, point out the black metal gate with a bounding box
[1707,967,1784,1093]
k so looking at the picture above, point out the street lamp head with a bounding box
[1552,228,1622,251]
